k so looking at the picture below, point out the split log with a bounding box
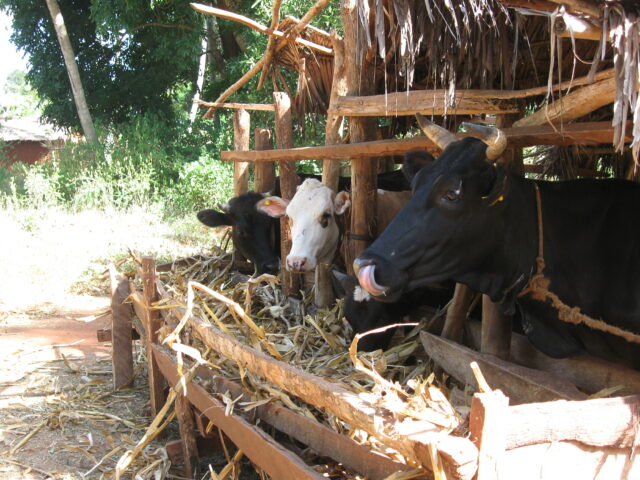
[420,331,587,404]
[141,257,166,417]
[220,122,632,163]
[153,345,326,480]
[513,76,616,128]
[233,109,250,197]
[274,92,299,297]
[464,319,640,396]
[109,265,134,390]
[254,128,275,193]
[159,298,478,479]
[194,100,275,111]
[469,391,510,480]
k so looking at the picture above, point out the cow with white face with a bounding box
[257,178,351,272]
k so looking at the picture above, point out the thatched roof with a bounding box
[0,116,66,142]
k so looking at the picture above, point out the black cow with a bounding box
[332,269,453,351]
[354,114,640,366]
[198,170,411,275]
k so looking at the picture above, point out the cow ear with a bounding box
[197,209,232,227]
[334,191,351,215]
[331,268,357,298]
[256,196,288,217]
[403,150,436,182]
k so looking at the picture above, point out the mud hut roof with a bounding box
[0,116,66,142]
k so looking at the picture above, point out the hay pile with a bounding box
[140,248,470,477]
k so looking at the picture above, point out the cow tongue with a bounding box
[357,264,389,296]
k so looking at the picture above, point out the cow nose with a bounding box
[287,256,308,271]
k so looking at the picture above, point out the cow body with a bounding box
[355,134,640,365]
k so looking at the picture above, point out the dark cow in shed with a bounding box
[354,114,640,366]
[198,170,411,276]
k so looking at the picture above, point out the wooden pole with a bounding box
[141,257,166,418]
[233,109,250,197]
[441,284,475,343]
[254,128,275,193]
[109,265,134,390]
[342,0,378,272]
[175,393,199,478]
[274,92,299,296]
[256,0,282,90]
[322,32,347,192]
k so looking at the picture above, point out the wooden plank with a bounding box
[420,331,587,405]
[109,265,134,390]
[194,100,275,111]
[176,303,477,479]
[504,394,640,450]
[329,90,521,117]
[464,320,640,396]
[175,393,199,479]
[233,109,250,197]
[195,368,414,480]
[221,122,631,163]
[274,92,299,297]
[469,391,509,480]
[141,257,166,418]
[152,344,326,480]
[96,328,140,342]
[480,295,511,360]
[254,128,275,193]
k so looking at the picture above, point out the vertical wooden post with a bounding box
[273,92,299,296]
[469,390,509,480]
[254,128,275,193]
[141,257,166,417]
[481,296,512,360]
[322,31,348,193]
[233,108,251,196]
[314,263,334,308]
[342,0,378,273]
[109,265,134,390]
[175,393,199,478]
[441,283,475,343]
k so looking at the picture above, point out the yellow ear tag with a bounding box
[264,200,271,206]
[498,195,504,202]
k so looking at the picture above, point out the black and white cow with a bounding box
[355,114,640,366]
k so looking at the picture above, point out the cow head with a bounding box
[197,191,280,275]
[354,115,509,303]
[257,178,351,272]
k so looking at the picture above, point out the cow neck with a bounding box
[517,183,640,345]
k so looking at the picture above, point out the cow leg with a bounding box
[441,283,475,343]
[481,295,512,360]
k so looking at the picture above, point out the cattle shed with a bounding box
[103,1,640,479]
[0,116,66,166]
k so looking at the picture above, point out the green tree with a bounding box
[1,69,40,118]
[0,0,202,129]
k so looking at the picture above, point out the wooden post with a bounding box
[175,393,199,478]
[254,128,275,193]
[469,390,509,480]
[314,263,334,308]
[342,0,378,272]
[481,296,512,360]
[141,257,166,417]
[322,32,347,192]
[109,265,134,390]
[274,92,299,296]
[441,283,475,343]
[233,108,251,196]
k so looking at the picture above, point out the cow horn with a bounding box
[415,113,457,151]
[461,123,507,161]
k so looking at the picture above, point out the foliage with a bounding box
[0,0,202,129]
[1,69,41,118]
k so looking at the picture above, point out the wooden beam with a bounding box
[109,265,134,390]
[195,368,414,480]
[329,90,521,117]
[420,331,587,405]
[221,122,632,163]
[153,345,326,480]
[194,100,275,111]
[190,4,332,55]
[513,77,616,128]
[233,109,250,197]
[175,393,199,478]
[504,394,640,450]
[554,12,602,41]
[545,0,601,19]
[256,0,282,90]
[469,391,510,480]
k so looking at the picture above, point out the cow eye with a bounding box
[442,189,460,203]
[320,212,331,228]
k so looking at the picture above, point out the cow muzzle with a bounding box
[287,256,313,272]
[353,258,389,297]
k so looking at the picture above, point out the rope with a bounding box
[518,184,640,345]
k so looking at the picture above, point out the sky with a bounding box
[0,11,29,91]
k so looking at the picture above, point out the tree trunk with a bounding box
[44,0,98,143]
